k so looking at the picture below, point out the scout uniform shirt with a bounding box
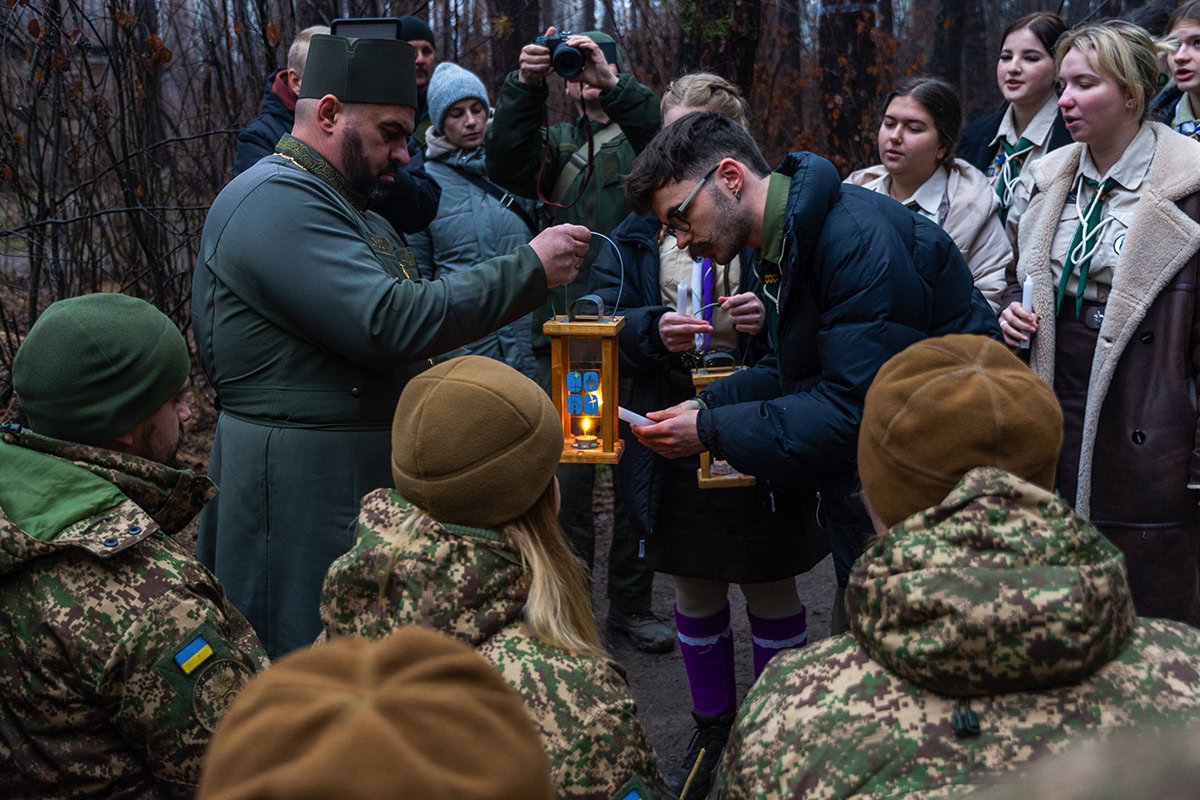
[854,167,949,226]
[1174,91,1199,140]
[1008,123,1156,305]
[988,94,1061,190]
[657,238,741,353]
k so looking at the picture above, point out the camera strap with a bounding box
[548,122,621,207]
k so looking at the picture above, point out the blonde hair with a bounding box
[387,483,605,659]
[661,72,750,129]
[1056,21,1165,120]
[498,483,605,659]
[288,25,330,79]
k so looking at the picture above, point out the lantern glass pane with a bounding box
[565,337,603,445]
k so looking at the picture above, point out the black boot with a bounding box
[667,710,735,799]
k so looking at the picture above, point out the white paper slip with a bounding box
[618,407,654,427]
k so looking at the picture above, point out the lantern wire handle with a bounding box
[589,231,625,318]
[550,231,626,321]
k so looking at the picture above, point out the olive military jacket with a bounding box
[192,134,548,657]
[485,71,661,357]
[321,489,664,800]
[0,427,268,799]
[715,467,1200,799]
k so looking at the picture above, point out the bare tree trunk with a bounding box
[961,0,991,119]
[489,0,540,88]
[601,0,616,35]
[582,0,595,32]
[932,0,965,95]
[676,0,763,93]
[817,0,878,174]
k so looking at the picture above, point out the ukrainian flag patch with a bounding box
[175,635,213,675]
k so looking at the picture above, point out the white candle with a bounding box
[1020,274,1034,351]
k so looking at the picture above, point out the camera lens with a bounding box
[552,43,584,78]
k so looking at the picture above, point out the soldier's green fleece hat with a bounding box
[299,34,418,108]
[13,293,189,444]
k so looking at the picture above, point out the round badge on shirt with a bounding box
[1113,233,1126,256]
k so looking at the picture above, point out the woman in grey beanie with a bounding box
[409,62,539,378]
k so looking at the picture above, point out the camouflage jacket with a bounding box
[321,488,663,800]
[0,427,269,799]
[715,467,1200,800]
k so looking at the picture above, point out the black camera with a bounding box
[534,31,585,79]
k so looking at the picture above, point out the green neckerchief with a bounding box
[1058,176,1118,318]
[995,137,1034,224]
[274,134,368,212]
[759,172,791,267]
[0,427,217,535]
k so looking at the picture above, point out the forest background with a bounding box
[0,0,1177,393]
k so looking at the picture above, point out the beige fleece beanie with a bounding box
[391,356,563,528]
[857,334,1064,527]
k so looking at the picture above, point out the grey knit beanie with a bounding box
[427,62,489,134]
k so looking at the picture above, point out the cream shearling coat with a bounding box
[1010,123,1200,518]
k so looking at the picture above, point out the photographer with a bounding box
[485,28,669,652]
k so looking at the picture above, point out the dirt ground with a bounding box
[587,467,837,769]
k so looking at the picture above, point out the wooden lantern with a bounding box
[691,365,755,488]
[544,296,625,464]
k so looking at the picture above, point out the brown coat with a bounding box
[1004,123,1200,624]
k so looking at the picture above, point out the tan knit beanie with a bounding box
[857,334,1063,528]
[391,356,563,528]
[197,627,553,800]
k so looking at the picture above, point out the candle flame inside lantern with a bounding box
[581,417,593,434]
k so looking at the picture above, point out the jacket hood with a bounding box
[611,210,663,248]
[0,426,216,574]
[775,152,842,260]
[847,466,1136,697]
[425,121,492,169]
[257,68,292,122]
[321,488,527,646]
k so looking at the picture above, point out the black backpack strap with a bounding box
[458,170,539,235]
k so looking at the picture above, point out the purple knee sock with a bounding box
[674,603,737,716]
[747,606,807,679]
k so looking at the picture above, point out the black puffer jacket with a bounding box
[697,153,1001,484]
[588,211,769,542]
[234,70,292,176]
[232,71,442,236]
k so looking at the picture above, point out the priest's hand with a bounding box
[532,224,592,287]
[720,292,765,334]
[632,400,704,459]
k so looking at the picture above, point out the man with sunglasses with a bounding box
[624,112,1002,632]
